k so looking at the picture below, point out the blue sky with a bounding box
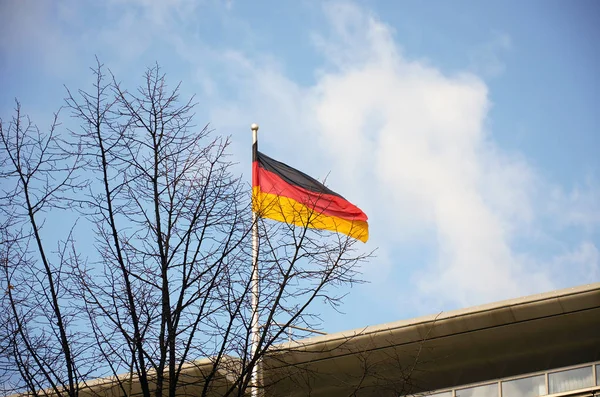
[1,0,598,333]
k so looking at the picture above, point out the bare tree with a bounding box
[0,61,372,397]
[0,101,88,397]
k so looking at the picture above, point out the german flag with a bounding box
[252,146,368,242]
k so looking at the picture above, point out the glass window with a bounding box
[597,365,600,386]
[502,374,546,397]
[548,365,593,394]
[428,392,452,397]
[456,383,497,397]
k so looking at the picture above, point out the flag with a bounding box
[252,149,368,242]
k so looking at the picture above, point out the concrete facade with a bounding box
[263,283,600,396]
[58,283,600,396]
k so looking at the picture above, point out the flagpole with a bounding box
[250,123,261,396]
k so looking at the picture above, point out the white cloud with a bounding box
[0,0,79,76]
[0,0,207,76]
[197,1,599,310]
[552,242,600,283]
[469,31,512,78]
[105,0,200,27]
[548,179,600,231]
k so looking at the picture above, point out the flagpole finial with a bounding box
[251,123,259,132]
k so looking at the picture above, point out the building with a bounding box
[75,282,600,396]
[262,282,600,396]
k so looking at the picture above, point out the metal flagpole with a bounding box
[250,123,261,396]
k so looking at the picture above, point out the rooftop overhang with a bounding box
[75,357,240,397]
[18,283,599,397]
[263,283,600,396]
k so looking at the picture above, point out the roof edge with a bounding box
[273,282,600,350]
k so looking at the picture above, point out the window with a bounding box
[548,365,593,394]
[412,361,599,397]
[456,383,497,397]
[501,374,546,397]
[405,391,452,397]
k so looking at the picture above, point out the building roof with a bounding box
[263,282,600,396]
[32,283,600,397]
